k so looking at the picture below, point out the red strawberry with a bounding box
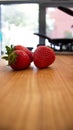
[14,45,33,62]
[5,45,33,62]
[33,46,55,69]
[8,50,31,70]
[2,46,31,70]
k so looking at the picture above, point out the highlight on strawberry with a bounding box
[2,45,32,70]
[33,46,55,69]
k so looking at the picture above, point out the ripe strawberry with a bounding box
[33,46,55,69]
[8,50,31,70]
[2,46,31,70]
[14,45,33,62]
[5,45,33,62]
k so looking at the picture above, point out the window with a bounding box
[0,2,73,54]
[45,7,73,50]
[0,4,39,54]
[46,7,73,39]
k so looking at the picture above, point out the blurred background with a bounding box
[0,2,73,54]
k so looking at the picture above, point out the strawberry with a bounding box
[9,50,31,70]
[33,46,55,69]
[5,45,33,62]
[2,46,31,70]
[14,45,33,62]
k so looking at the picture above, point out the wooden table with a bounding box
[0,55,73,130]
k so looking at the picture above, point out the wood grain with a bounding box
[0,55,73,130]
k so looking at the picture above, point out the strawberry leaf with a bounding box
[8,52,18,65]
[5,45,14,55]
[2,56,8,60]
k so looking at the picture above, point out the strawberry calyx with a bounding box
[5,45,14,55]
[2,45,17,65]
[8,52,18,65]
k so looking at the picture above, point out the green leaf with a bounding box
[2,56,8,60]
[5,45,14,55]
[8,52,18,65]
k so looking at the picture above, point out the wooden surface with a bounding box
[0,55,73,130]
